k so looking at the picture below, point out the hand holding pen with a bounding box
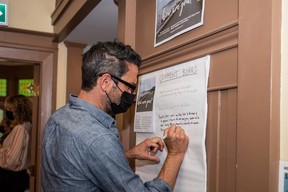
[163,124,189,157]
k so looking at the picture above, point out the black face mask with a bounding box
[5,110,14,121]
[107,91,135,115]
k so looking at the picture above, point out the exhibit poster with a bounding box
[135,55,210,192]
[155,0,205,46]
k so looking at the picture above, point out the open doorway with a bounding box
[0,60,40,191]
[0,28,58,192]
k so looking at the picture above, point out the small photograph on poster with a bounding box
[136,77,156,112]
[134,75,156,133]
[155,0,205,47]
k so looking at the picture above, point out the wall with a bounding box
[281,0,288,160]
[56,42,67,109]
[8,0,54,33]
[118,0,282,191]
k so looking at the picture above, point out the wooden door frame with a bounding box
[237,0,281,191]
[0,27,58,192]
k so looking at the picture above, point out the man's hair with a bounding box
[81,41,142,91]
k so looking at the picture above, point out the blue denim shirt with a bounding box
[41,95,171,192]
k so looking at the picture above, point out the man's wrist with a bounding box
[166,152,185,160]
[125,149,135,159]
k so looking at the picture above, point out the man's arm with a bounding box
[125,124,189,189]
[157,124,189,189]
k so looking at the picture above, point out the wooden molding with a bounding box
[139,24,238,75]
[51,0,101,43]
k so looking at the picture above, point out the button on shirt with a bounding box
[41,95,171,192]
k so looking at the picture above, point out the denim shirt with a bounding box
[41,95,171,192]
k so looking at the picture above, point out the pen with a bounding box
[163,134,167,140]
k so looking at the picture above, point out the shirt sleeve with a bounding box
[0,124,28,170]
[84,133,172,192]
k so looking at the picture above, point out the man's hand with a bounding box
[163,124,189,157]
[125,137,165,163]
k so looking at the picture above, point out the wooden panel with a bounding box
[139,26,238,76]
[237,0,281,191]
[64,41,86,101]
[135,0,238,59]
[209,48,237,90]
[206,89,237,192]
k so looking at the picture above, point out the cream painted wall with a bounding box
[56,43,68,109]
[281,0,288,160]
[8,0,54,32]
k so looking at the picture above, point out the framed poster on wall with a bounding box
[154,0,205,47]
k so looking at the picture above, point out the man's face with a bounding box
[105,63,139,114]
[115,62,138,96]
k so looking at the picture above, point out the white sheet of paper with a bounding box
[279,161,288,192]
[135,55,210,192]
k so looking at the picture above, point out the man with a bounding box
[41,41,189,191]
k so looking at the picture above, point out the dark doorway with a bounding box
[0,60,40,192]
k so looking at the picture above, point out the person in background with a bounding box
[0,94,32,192]
[0,116,13,144]
[41,41,189,192]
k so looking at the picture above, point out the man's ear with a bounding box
[98,74,112,92]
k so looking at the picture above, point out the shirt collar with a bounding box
[69,95,116,129]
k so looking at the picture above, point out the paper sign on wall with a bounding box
[134,55,210,192]
[279,161,288,192]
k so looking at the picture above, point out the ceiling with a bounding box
[65,0,119,46]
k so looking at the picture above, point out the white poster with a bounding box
[279,161,288,192]
[135,55,210,192]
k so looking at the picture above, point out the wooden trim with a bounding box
[0,27,56,51]
[237,0,281,191]
[269,0,282,191]
[51,0,72,25]
[142,22,238,61]
[64,41,86,48]
[0,27,55,38]
[51,0,101,43]
[208,84,238,92]
[139,25,238,75]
